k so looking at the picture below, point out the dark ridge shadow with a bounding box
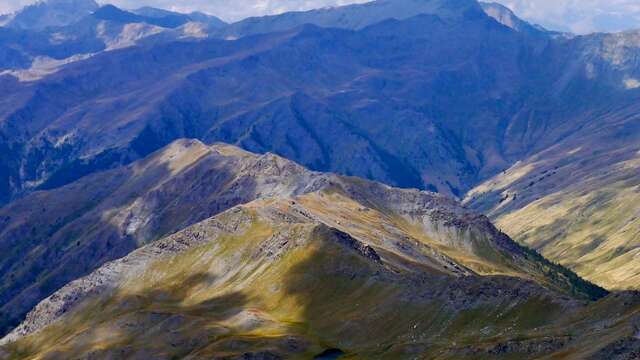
[0,165,137,337]
[313,348,346,359]
[6,273,248,359]
[278,226,411,358]
[277,225,616,359]
[0,143,263,338]
[4,266,313,359]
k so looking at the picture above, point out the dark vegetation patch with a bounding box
[314,348,345,359]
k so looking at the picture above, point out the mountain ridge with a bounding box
[2,140,629,360]
[0,1,226,78]
[0,138,605,339]
[216,0,485,39]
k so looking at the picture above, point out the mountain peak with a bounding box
[3,0,98,30]
[92,4,142,23]
[131,6,227,29]
[480,2,546,34]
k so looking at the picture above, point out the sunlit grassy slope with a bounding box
[466,126,640,290]
[2,191,636,359]
[495,181,640,290]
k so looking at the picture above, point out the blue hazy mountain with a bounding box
[216,0,484,38]
[0,0,99,31]
[1,0,638,203]
[0,0,638,205]
[132,6,227,29]
[0,2,226,72]
[0,9,537,201]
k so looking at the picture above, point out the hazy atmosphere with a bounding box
[1,0,639,33]
[1,0,640,357]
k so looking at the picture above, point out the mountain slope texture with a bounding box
[0,0,638,292]
[0,139,604,337]
[3,140,639,360]
[0,0,639,358]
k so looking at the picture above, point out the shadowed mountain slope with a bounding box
[2,0,640,207]
[131,6,227,29]
[0,6,553,204]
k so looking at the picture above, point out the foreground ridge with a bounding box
[2,140,636,360]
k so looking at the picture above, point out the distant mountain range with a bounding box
[0,0,226,31]
[0,0,226,73]
[0,0,99,31]
[0,0,639,357]
[0,1,551,75]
